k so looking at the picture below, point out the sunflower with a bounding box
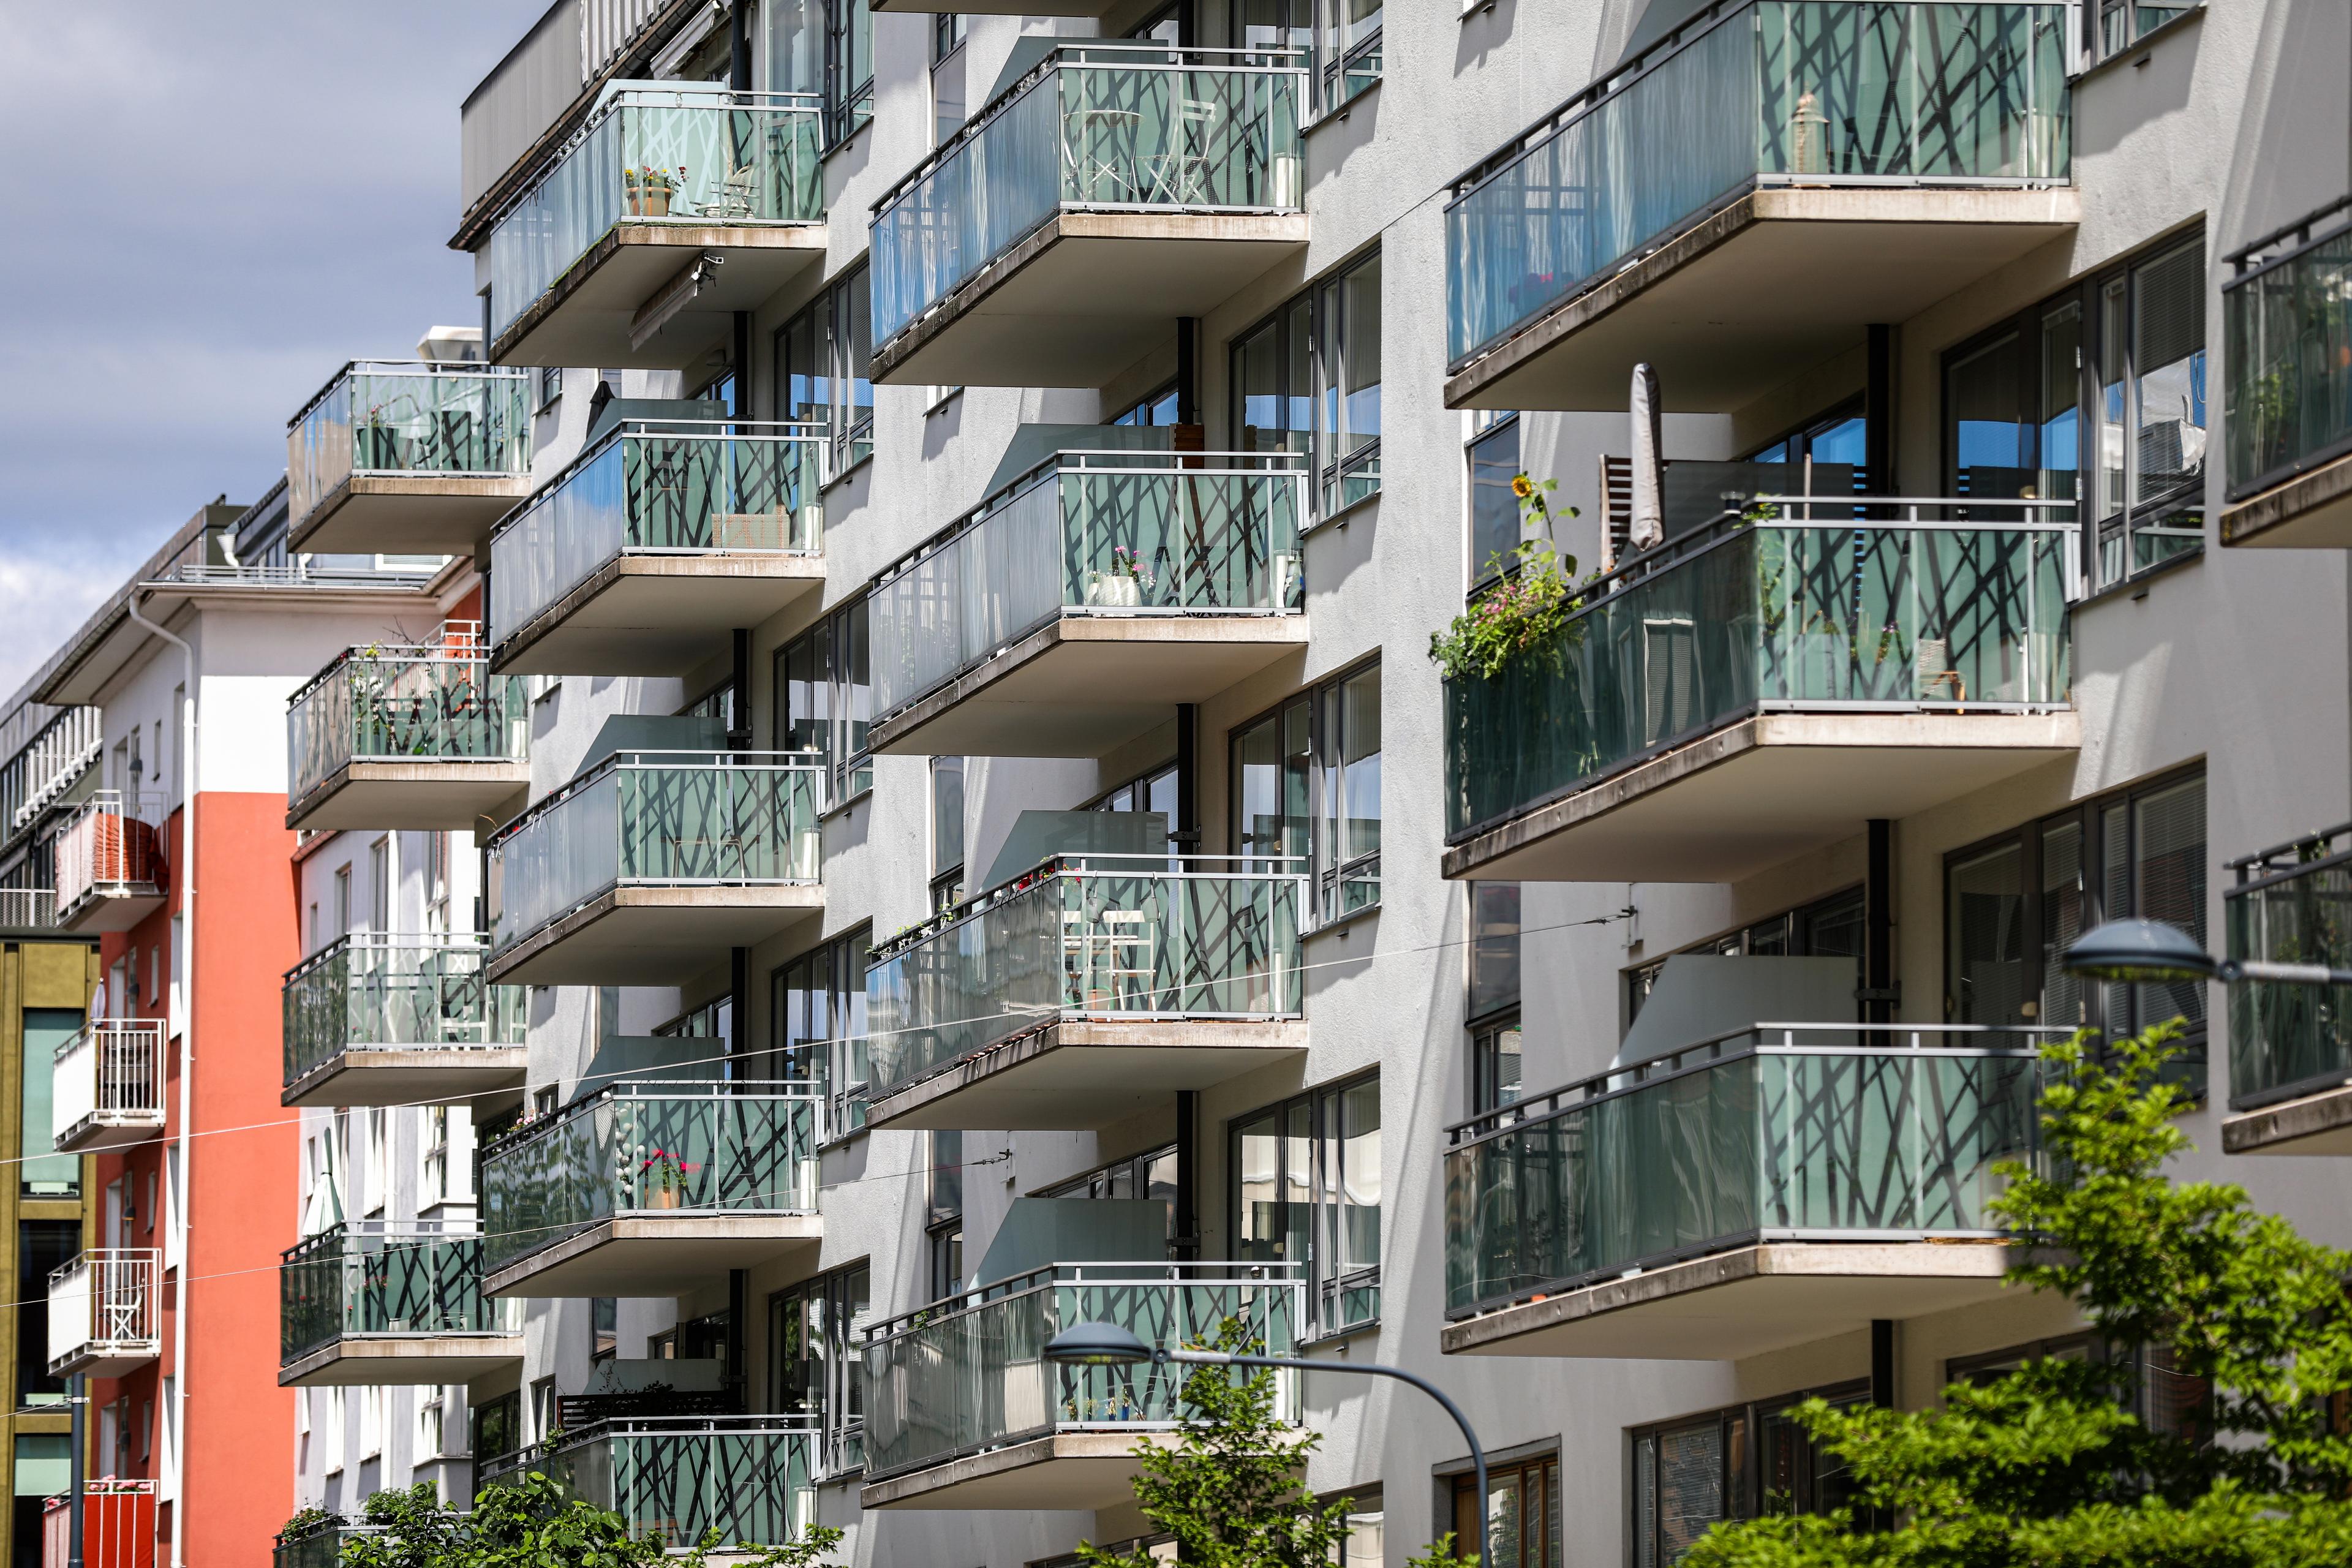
[1510,473,1536,499]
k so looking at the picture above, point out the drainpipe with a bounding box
[124,599,194,1568]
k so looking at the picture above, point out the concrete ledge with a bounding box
[59,887,167,935]
[2221,1082,2352,1155]
[489,553,825,678]
[1442,1240,2019,1361]
[55,1114,165,1155]
[1443,708,2080,884]
[50,1343,161,1380]
[865,1019,1308,1132]
[484,1213,823,1298]
[861,1431,1180,1511]
[287,473,535,557]
[282,1047,530,1110]
[485,884,824,987]
[2220,451,2352,549]
[279,1334,526,1388]
[870,613,1308,758]
[286,758,532,834]
[872,211,1309,389]
[491,221,828,370]
[1445,184,2081,412]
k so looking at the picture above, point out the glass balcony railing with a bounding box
[1444,1025,2057,1318]
[2226,824,2352,1110]
[273,1518,381,1568]
[286,361,532,526]
[287,644,526,802]
[282,933,524,1088]
[489,421,823,644]
[486,750,823,958]
[2223,207,2352,503]
[1446,0,2071,368]
[864,854,1306,1099]
[871,43,1306,345]
[869,450,1306,723]
[488,85,823,342]
[480,1082,821,1275]
[1444,502,2076,841]
[480,1417,816,1550]
[279,1224,515,1366]
[862,1261,1302,1482]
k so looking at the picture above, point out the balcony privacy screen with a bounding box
[862,1263,1300,1479]
[871,47,1306,344]
[869,455,1305,719]
[1444,1030,2048,1316]
[2224,227,2352,501]
[2226,831,2352,1109]
[1446,1,2070,366]
[489,89,823,341]
[481,1419,815,1550]
[1445,518,2071,839]
[282,936,524,1086]
[865,858,1305,1098]
[280,1226,511,1363]
[488,753,823,954]
[288,650,526,803]
[490,425,823,642]
[288,363,531,525]
[481,1086,821,1273]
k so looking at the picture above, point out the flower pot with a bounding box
[646,1185,682,1210]
[1086,573,1143,608]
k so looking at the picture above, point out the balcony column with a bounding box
[1177,320,1199,426]
[728,1268,748,1406]
[729,2,750,90]
[1864,325,1898,494]
[1175,1090,1200,1261]
[1865,821,1894,1025]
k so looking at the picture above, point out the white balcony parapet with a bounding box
[48,1250,161,1378]
[53,1020,166,1153]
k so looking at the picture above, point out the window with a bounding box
[421,1106,454,1206]
[535,365,562,413]
[369,837,391,932]
[930,13,967,143]
[1468,882,1522,1114]
[592,1297,618,1363]
[360,1385,385,1461]
[334,866,352,937]
[1949,1333,2208,1444]
[1627,888,1866,1022]
[1231,1072,1379,1336]
[1467,414,1522,590]
[417,1387,450,1460]
[1450,1458,1558,1568]
[325,1387,348,1474]
[2090,0,2192,61]
[426,831,451,933]
[657,993,733,1045]
[1232,249,1382,518]
[777,600,872,804]
[1113,384,1181,428]
[1943,766,2205,1069]
[927,1130,963,1297]
[1743,402,1868,477]
[1039,1142,1180,1253]
[931,756,965,910]
[472,1390,522,1466]
[777,266,875,476]
[364,1107,388,1216]
[1231,662,1381,924]
[529,1376,557,1444]
[1943,230,2204,592]
[1630,1385,1867,1567]
[769,0,872,143]
[1234,0,1381,115]
[17,1221,77,1408]
[770,1263,871,1473]
[1089,762,1181,859]
[21,1010,80,1196]
[773,928,871,1136]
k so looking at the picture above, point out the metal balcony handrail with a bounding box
[281,929,494,985]
[1446,1022,2069,1147]
[54,1017,166,1068]
[2227,822,2352,892]
[280,1220,487,1265]
[478,1078,824,1163]
[864,1259,1303,1344]
[286,360,532,432]
[869,851,1306,965]
[2223,192,2352,276]
[485,748,826,851]
[484,418,829,548]
[285,643,496,709]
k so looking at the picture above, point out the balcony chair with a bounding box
[1145,97,1224,207]
[703,164,763,222]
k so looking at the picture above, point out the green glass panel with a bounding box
[2224,230,2352,500]
[281,937,524,1087]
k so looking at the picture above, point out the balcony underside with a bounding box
[1444,709,2079,884]
[287,475,534,558]
[60,888,165,935]
[862,1432,1178,1512]
[1441,1241,2015,1361]
[872,213,1309,390]
[872,615,1309,758]
[55,1114,164,1155]
[279,1334,526,1388]
[286,760,532,834]
[875,0,1108,12]
[483,1213,822,1298]
[486,886,824,987]
[2222,1084,2352,1155]
[491,223,828,370]
[490,555,824,677]
[866,1019,1308,1133]
[2221,451,2352,548]
[50,1343,159,1380]
[282,1048,530,1111]
[1445,186,2081,412]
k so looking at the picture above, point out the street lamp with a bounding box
[2062,917,2352,987]
[1043,1322,1491,1568]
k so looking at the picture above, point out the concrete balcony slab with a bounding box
[486,885,823,987]
[286,760,531,835]
[866,1019,1308,1133]
[282,1048,529,1111]
[2222,450,2352,549]
[279,1335,526,1388]
[492,224,828,371]
[490,554,824,678]
[483,1214,823,1298]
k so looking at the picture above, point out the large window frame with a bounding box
[1231,248,1382,520]
[1450,1457,1559,1568]
[775,598,872,806]
[772,925,872,1139]
[1626,887,1866,1025]
[1232,0,1382,116]
[1229,1071,1380,1339]
[1038,1142,1180,1254]
[1231,658,1381,925]
[775,265,874,479]
[1468,882,1522,1115]
[1628,1383,1868,1567]
[769,1261,871,1476]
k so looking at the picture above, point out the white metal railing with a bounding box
[53,1020,167,1147]
[47,1251,161,1373]
[0,889,56,929]
[55,791,163,917]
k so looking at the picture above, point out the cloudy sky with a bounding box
[0,0,549,698]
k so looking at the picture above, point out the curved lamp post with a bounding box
[1044,1322,1491,1568]
[2062,917,2352,987]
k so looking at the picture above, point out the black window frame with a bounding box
[1229,657,1381,927]
[1228,1071,1381,1339]
[1627,1382,1868,1567]
[1229,246,1382,520]
[1625,886,1866,1025]
[771,924,873,1138]
[769,1260,872,1475]
[774,265,874,480]
[775,598,873,806]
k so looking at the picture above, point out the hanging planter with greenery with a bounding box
[1428,475,1596,681]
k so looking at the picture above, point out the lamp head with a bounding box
[2060,918,2217,984]
[1043,1322,1154,1367]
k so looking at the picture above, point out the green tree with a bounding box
[1076,1319,1460,1568]
[318,1472,843,1568]
[1681,1023,2352,1568]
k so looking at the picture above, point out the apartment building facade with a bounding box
[15,0,2352,1564]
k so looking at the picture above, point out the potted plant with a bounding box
[624,165,684,217]
[638,1147,697,1208]
[1428,475,1596,681]
[1086,546,1153,608]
